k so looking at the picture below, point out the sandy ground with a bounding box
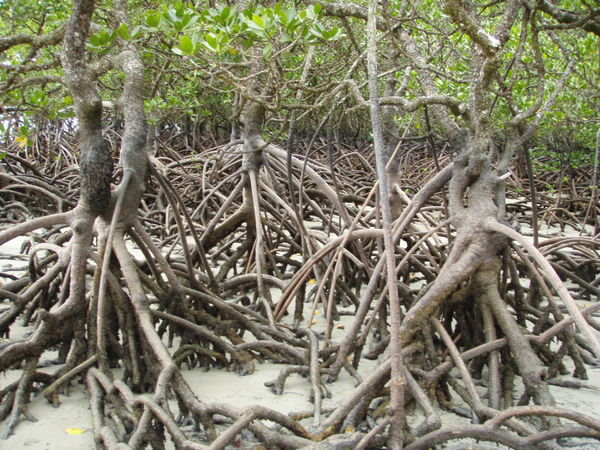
[1,227,600,449]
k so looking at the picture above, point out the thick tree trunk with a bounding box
[61,0,112,216]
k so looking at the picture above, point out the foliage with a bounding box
[0,0,597,156]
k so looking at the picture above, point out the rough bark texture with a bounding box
[61,0,112,215]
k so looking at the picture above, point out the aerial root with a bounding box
[1,358,39,440]
[406,406,600,450]
[87,368,206,449]
[1,136,599,448]
[42,354,98,405]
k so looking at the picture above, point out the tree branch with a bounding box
[535,0,600,36]
[0,24,66,55]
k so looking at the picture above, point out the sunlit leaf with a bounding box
[203,33,219,52]
[179,35,195,54]
[146,13,161,28]
[15,136,28,148]
[116,23,130,40]
[252,14,265,29]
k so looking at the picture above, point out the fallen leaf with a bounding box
[64,427,86,435]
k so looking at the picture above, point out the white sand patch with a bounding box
[0,382,94,449]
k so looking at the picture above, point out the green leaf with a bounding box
[252,14,265,29]
[273,3,285,20]
[89,29,112,47]
[203,32,219,52]
[262,42,272,58]
[241,38,254,50]
[286,8,297,25]
[173,20,185,32]
[309,24,323,40]
[220,6,232,23]
[179,35,195,54]
[181,14,198,30]
[130,26,142,40]
[321,27,343,41]
[146,13,161,28]
[30,89,48,106]
[305,5,318,20]
[166,8,180,24]
[89,33,104,47]
[116,23,130,40]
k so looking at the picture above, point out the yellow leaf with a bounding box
[64,428,86,435]
[314,310,320,315]
[307,279,317,285]
[15,135,28,148]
